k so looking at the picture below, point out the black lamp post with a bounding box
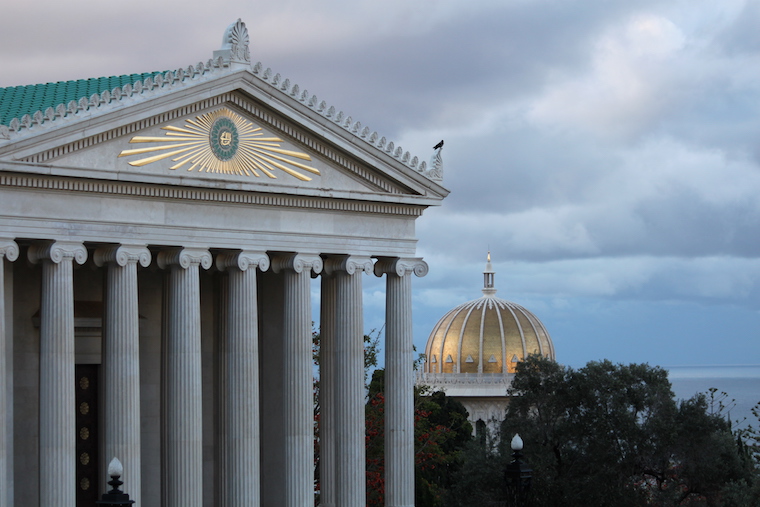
[505,434,532,507]
[96,457,135,506]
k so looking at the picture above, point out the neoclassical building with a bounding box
[416,254,555,437]
[0,20,447,507]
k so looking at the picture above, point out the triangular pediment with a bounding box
[16,99,409,196]
[0,28,449,206]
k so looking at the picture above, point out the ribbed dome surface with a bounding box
[423,255,555,375]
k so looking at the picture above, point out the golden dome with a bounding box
[423,253,555,375]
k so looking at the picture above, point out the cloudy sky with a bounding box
[2,0,759,368]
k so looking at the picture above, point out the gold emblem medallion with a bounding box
[119,108,320,181]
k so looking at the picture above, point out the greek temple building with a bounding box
[0,19,448,507]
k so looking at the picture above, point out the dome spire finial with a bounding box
[483,251,496,296]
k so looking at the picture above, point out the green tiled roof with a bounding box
[0,72,166,126]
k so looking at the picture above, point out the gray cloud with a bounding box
[256,1,659,136]
[715,1,760,55]
[3,1,759,367]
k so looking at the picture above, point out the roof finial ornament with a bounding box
[427,140,444,181]
[214,19,251,68]
[483,251,496,296]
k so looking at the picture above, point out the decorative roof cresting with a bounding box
[0,19,443,183]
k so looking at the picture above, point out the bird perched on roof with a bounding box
[428,140,444,180]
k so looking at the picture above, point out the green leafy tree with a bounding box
[721,400,760,507]
[495,356,754,507]
[445,436,508,506]
[365,370,472,506]
[312,328,381,503]
[415,390,473,505]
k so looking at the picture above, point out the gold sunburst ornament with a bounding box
[118,108,320,181]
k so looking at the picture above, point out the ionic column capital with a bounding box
[94,244,151,268]
[0,238,19,261]
[27,240,87,265]
[270,252,323,275]
[157,247,212,270]
[322,255,373,276]
[216,250,270,273]
[374,257,428,278]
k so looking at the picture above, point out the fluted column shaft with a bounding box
[216,252,269,507]
[95,245,150,505]
[375,258,428,507]
[215,273,228,507]
[29,241,87,507]
[158,248,212,507]
[325,255,372,507]
[272,253,322,507]
[318,273,337,507]
[0,240,18,507]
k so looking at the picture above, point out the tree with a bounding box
[495,356,755,507]
[719,399,760,507]
[365,370,472,506]
[648,393,748,505]
[313,328,473,505]
[445,436,508,506]
[414,390,473,505]
[312,328,381,503]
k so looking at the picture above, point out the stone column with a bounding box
[28,241,88,507]
[214,273,228,507]
[271,253,322,507]
[318,273,336,507]
[216,251,269,507]
[324,255,373,507]
[157,248,212,507]
[375,257,428,507]
[94,245,151,505]
[0,240,18,507]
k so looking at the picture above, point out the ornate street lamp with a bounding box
[505,434,532,506]
[96,458,135,506]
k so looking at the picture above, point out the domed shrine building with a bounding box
[416,254,555,436]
